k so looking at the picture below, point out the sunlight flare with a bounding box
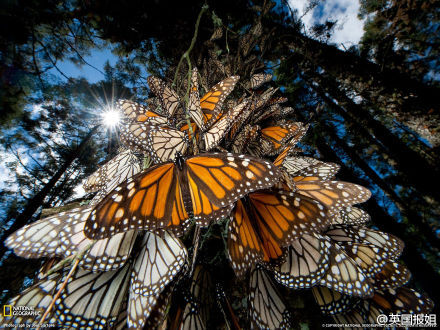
[101,107,121,127]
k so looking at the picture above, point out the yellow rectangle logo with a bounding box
[3,305,12,317]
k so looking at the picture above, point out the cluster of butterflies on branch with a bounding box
[1,70,434,329]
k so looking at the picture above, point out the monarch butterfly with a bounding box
[146,96,167,116]
[272,144,295,167]
[318,236,373,297]
[169,293,205,330]
[100,151,141,198]
[326,226,394,277]
[239,33,253,57]
[167,265,213,329]
[248,73,272,89]
[227,190,328,277]
[147,76,182,117]
[266,96,288,107]
[0,272,60,325]
[312,286,359,315]
[331,300,381,328]
[227,102,254,142]
[275,227,387,296]
[252,94,289,124]
[120,74,242,162]
[187,72,240,131]
[340,242,389,278]
[85,152,281,240]
[83,149,141,196]
[282,156,341,181]
[108,297,128,329]
[260,122,308,156]
[331,206,371,226]
[85,149,142,200]
[372,261,411,290]
[280,106,295,117]
[273,233,331,289]
[202,99,250,151]
[5,206,137,272]
[130,231,187,297]
[231,124,262,156]
[252,103,282,124]
[332,287,433,326]
[128,231,187,328]
[371,287,434,314]
[134,283,174,329]
[293,178,372,216]
[120,123,189,164]
[250,87,279,114]
[118,99,168,125]
[54,262,131,329]
[83,166,107,193]
[187,68,240,131]
[248,266,292,329]
[9,231,186,329]
[325,226,404,260]
[188,67,205,131]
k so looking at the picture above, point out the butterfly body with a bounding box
[85,152,281,239]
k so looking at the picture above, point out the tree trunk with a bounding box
[0,125,100,259]
[281,30,440,146]
[306,74,440,203]
[318,112,440,247]
[306,69,439,166]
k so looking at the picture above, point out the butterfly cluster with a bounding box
[1,70,433,329]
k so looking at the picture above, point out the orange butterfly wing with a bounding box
[188,67,205,130]
[293,177,371,215]
[228,190,329,276]
[85,162,189,239]
[118,99,168,125]
[85,153,281,239]
[372,287,433,314]
[180,121,199,141]
[260,122,308,156]
[273,145,293,167]
[185,153,281,226]
[200,76,239,129]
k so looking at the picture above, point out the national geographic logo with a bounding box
[3,305,11,317]
[2,305,42,317]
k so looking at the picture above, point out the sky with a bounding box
[52,48,119,83]
[288,0,365,47]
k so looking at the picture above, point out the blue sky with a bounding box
[52,48,119,83]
